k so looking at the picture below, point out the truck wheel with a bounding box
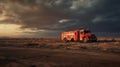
[70,38,74,42]
[63,38,68,42]
[92,35,97,42]
[83,37,89,43]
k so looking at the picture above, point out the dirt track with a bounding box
[0,38,120,67]
[0,47,120,67]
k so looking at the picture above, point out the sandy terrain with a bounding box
[0,38,120,67]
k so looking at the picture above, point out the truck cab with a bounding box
[80,29,97,42]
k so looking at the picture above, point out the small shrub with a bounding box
[39,43,48,48]
[79,46,87,49]
[29,64,36,67]
[26,43,39,47]
[58,44,65,49]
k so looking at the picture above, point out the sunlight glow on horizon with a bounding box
[0,24,46,38]
[0,24,23,37]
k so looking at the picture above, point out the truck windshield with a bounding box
[84,30,91,33]
[80,30,91,34]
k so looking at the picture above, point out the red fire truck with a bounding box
[61,29,97,42]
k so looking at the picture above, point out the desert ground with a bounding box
[0,38,120,67]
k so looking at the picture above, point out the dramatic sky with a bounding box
[0,0,120,38]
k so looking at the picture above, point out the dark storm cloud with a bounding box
[68,0,120,33]
[0,1,70,28]
[91,0,120,32]
[0,0,120,37]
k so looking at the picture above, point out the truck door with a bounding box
[80,30,84,41]
[74,31,79,41]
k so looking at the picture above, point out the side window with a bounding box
[75,33,76,35]
[80,32,83,34]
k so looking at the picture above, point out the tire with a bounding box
[92,35,97,42]
[63,38,69,42]
[83,37,89,43]
[70,38,74,42]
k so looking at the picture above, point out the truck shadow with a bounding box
[97,40,120,43]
